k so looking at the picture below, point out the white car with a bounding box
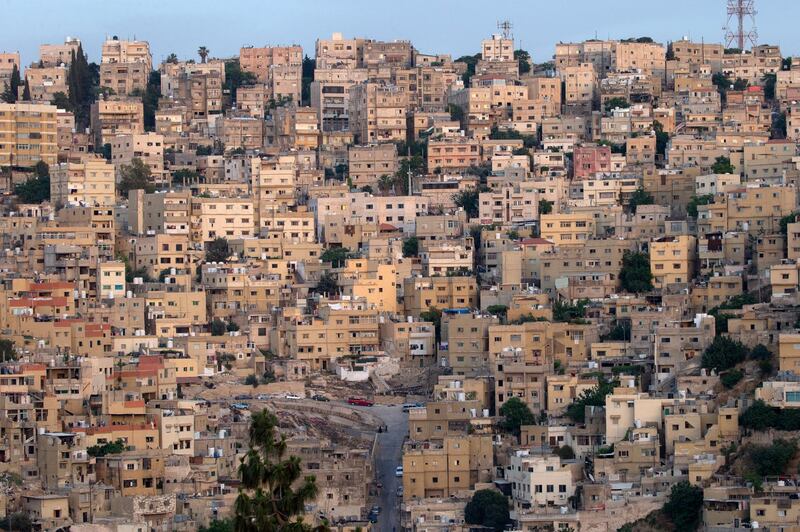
[284,393,302,400]
[395,466,403,477]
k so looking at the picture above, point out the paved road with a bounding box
[352,404,408,532]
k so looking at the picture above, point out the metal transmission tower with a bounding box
[724,0,758,50]
[497,20,513,40]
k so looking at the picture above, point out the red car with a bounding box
[348,397,374,407]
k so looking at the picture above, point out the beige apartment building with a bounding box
[39,37,81,67]
[441,312,499,376]
[50,157,116,207]
[428,137,482,172]
[0,102,58,168]
[402,435,493,500]
[697,184,796,236]
[403,276,479,316]
[310,67,369,132]
[219,115,264,151]
[650,235,697,289]
[25,65,68,102]
[190,196,255,242]
[100,38,152,95]
[90,98,144,147]
[478,182,539,225]
[348,82,408,144]
[348,144,398,187]
[540,212,597,245]
[507,453,580,509]
[111,132,166,185]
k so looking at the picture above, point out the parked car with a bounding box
[231,403,249,410]
[284,393,302,400]
[370,506,381,515]
[256,394,269,400]
[368,512,378,523]
[348,397,374,407]
[312,394,329,402]
[396,486,404,497]
[402,403,420,412]
[234,394,252,400]
[395,466,404,477]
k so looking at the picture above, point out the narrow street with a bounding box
[351,404,408,532]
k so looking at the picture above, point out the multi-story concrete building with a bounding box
[100,38,152,95]
[50,157,116,206]
[90,97,144,147]
[0,102,58,168]
[111,132,166,185]
[348,82,408,144]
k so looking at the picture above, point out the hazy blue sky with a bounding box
[2,0,799,67]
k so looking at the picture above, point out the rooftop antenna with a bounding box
[497,20,513,41]
[724,0,758,50]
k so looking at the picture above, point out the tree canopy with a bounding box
[403,236,419,258]
[628,186,654,213]
[711,156,735,174]
[206,237,230,263]
[566,377,615,423]
[701,336,748,372]
[663,481,703,531]
[320,247,349,268]
[234,410,319,532]
[464,489,510,532]
[619,251,653,293]
[118,158,155,196]
[499,397,536,436]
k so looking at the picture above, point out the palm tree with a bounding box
[198,46,210,64]
[234,410,322,532]
[165,53,179,64]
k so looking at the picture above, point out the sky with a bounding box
[2,0,800,67]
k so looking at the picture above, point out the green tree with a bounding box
[301,56,315,105]
[447,103,464,123]
[314,271,339,296]
[198,46,210,64]
[234,410,319,532]
[663,481,703,531]
[51,91,71,110]
[165,53,179,64]
[142,71,161,130]
[224,59,258,103]
[538,199,553,215]
[602,320,631,342]
[403,236,419,258]
[206,238,230,263]
[88,438,126,457]
[455,54,481,87]
[514,49,531,75]
[652,120,669,158]
[200,520,233,532]
[1,64,20,103]
[556,445,576,459]
[628,186,654,213]
[420,306,443,342]
[486,305,508,320]
[320,247,349,268]
[211,318,227,336]
[711,156,735,174]
[0,339,16,362]
[553,299,589,323]
[750,344,772,361]
[173,168,200,185]
[701,336,748,372]
[619,251,653,293]
[687,194,714,218]
[566,378,615,423]
[740,400,781,431]
[499,397,536,436]
[118,158,155,196]
[721,369,743,389]
[67,43,95,129]
[14,174,50,203]
[244,374,258,387]
[453,188,482,219]
[604,97,630,112]
[747,439,798,477]
[464,489,509,532]
[22,77,31,101]
[0,512,32,532]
